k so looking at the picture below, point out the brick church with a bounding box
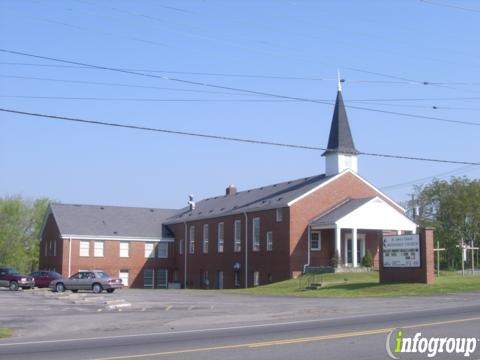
[39,84,416,289]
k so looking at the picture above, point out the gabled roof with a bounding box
[322,90,358,155]
[166,174,333,223]
[309,196,417,231]
[310,197,374,226]
[49,203,178,239]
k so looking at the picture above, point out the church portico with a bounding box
[307,196,417,269]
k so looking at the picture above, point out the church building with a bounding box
[39,84,417,289]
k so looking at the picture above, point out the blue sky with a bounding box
[1,0,479,209]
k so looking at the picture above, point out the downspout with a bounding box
[68,237,72,277]
[303,226,311,273]
[244,212,248,289]
[184,222,187,289]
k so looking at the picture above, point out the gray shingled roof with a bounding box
[50,203,178,238]
[166,174,332,223]
[309,197,374,226]
[323,90,358,155]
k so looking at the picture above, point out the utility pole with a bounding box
[411,194,416,222]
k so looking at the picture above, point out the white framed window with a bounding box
[119,241,129,258]
[157,242,168,258]
[119,269,129,287]
[252,217,260,252]
[53,240,57,256]
[276,208,283,222]
[189,226,195,254]
[79,240,90,257]
[179,239,184,255]
[203,224,209,254]
[266,231,273,251]
[234,220,241,252]
[145,242,155,258]
[217,222,224,253]
[253,271,260,286]
[311,231,321,250]
[94,241,104,257]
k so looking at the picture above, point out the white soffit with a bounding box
[336,197,417,231]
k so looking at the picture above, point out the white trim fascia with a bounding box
[310,224,336,230]
[348,171,405,212]
[286,171,347,207]
[60,234,175,242]
[310,196,415,231]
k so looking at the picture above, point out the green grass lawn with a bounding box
[0,328,12,338]
[228,271,480,298]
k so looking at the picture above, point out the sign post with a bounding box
[434,241,445,277]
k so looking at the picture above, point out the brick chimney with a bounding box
[226,184,237,196]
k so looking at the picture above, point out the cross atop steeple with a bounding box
[337,69,342,92]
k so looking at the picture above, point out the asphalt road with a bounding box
[1,289,479,359]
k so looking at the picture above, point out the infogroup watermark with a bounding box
[386,329,478,359]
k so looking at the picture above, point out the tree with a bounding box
[412,177,480,269]
[0,196,50,273]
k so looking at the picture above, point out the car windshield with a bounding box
[96,272,110,279]
[6,268,19,275]
[50,272,62,279]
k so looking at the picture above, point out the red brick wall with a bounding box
[289,172,392,275]
[309,229,381,269]
[40,214,176,288]
[379,228,435,284]
[39,214,64,274]
[170,207,291,289]
[64,239,175,288]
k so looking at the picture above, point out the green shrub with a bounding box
[361,251,373,268]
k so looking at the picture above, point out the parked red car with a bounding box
[29,270,62,288]
[0,267,35,291]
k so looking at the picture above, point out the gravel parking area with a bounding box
[2,287,480,342]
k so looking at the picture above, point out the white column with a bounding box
[352,228,358,267]
[335,226,341,266]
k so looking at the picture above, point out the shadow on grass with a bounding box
[320,282,381,291]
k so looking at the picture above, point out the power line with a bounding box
[1,49,480,127]
[420,0,480,13]
[0,74,250,97]
[2,107,480,166]
[3,73,480,103]
[3,62,480,86]
[4,95,480,111]
[380,164,478,191]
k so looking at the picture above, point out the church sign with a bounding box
[383,234,420,268]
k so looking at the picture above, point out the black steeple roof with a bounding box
[322,89,358,156]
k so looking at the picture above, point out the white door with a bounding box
[119,270,129,287]
[344,234,366,266]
